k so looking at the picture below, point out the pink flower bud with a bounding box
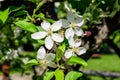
[85,31,92,37]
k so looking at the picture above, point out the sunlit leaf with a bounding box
[67,56,88,66]
[15,21,38,32]
[65,71,83,80]
[43,71,54,80]
[55,69,64,80]
[0,8,9,24]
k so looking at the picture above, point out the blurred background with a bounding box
[0,0,120,80]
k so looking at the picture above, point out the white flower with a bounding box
[37,46,57,68]
[64,37,86,58]
[31,20,64,50]
[62,12,84,39]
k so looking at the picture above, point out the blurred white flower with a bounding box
[22,57,29,64]
[64,37,86,58]
[62,12,84,39]
[31,20,64,50]
[37,46,57,68]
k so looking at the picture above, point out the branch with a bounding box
[81,69,120,78]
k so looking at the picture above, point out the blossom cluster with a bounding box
[31,9,86,66]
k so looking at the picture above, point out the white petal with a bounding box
[45,53,55,61]
[31,31,47,39]
[37,46,46,59]
[52,33,64,42]
[64,3,70,11]
[51,20,62,31]
[45,36,54,50]
[74,15,84,27]
[77,47,86,55]
[68,37,75,48]
[67,12,75,22]
[46,61,57,68]
[68,37,81,48]
[61,19,69,28]
[64,49,73,58]
[65,28,75,39]
[41,21,51,31]
[75,27,84,36]
[74,39,82,47]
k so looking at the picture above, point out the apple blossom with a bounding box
[31,20,64,50]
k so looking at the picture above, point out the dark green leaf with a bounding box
[55,69,64,80]
[55,43,65,63]
[65,71,83,80]
[15,21,38,32]
[43,71,54,80]
[67,56,88,66]
[14,10,27,17]
[26,59,39,66]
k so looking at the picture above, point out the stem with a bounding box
[32,0,46,17]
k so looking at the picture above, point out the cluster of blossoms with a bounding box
[31,8,86,66]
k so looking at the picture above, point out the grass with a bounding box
[82,54,120,72]
[81,54,120,80]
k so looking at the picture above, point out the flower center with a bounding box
[40,60,46,65]
[47,29,52,36]
[58,29,64,38]
[69,22,76,28]
[72,47,78,53]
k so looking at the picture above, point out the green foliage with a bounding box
[67,56,88,66]
[15,21,38,32]
[55,43,66,63]
[54,69,64,80]
[14,10,27,17]
[26,59,39,66]
[0,8,9,24]
[65,71,83,80]
[43,71,54,80]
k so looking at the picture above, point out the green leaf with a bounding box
[26,59,39,66]
[15,21,38,32]
[14,10,27,17]
[43,71,54,80]
[37,13,45,19]
[0,8,9,24]
[37,40,45,45]
[55,69,64,80]
[65,71,83,80]
[55,43,65,63]
[67,56,88,66]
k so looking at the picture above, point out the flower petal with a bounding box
[45,36,54,50]
[74,39,82,47]
[61,19,69,28]
[68,37,75,48]
[65,28,75,39]
[46,61,57,68]
[37,46,46,59]
[41,21,51,31]
[52,33,64,42]
[45,53,55,61]
[31,31,47,39]
[64,49,73,58]
[68,37,81,48]
[67,12,75,22]
[75,27,83,36]
[51,20,62,31]
[77,47,86,55]
[74,15,84,27]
